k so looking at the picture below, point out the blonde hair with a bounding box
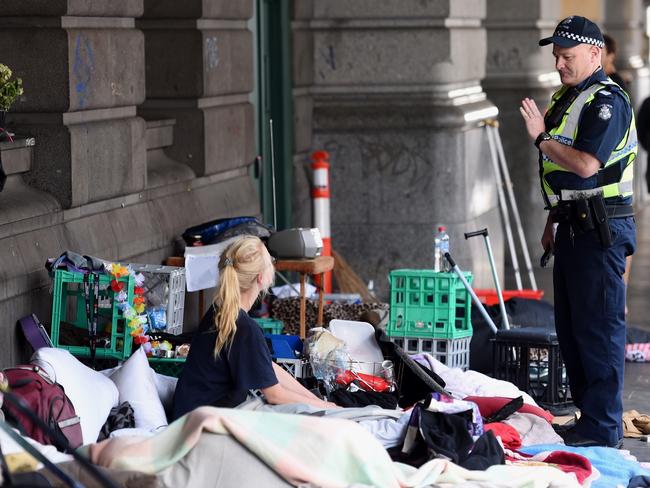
[213,236,273,356]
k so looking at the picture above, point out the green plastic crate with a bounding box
[390,336,471,370]
[253,317,284,335]
[387,269,473,339]
[50,269,135,360]
[148,357,186,378]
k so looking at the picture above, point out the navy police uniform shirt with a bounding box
[172,307,278,420]
[545,68,633,204]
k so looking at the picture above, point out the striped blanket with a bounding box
[84,406,582,487]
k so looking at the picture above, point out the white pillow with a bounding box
[31,348,119,445]
[109,348,168,431]
[100,365,177,415]
[98,366,120,377]
[152,371,178,414]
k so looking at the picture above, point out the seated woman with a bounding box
[173,236,336,420]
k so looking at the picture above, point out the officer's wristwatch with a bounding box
[535,131,552,149]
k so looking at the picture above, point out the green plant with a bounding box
[0,64,24,111]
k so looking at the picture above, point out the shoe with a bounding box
[552,419,576,433]
[560,427,622,448]
[552,411,579,433]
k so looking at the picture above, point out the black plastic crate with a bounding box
[492,327,571,410]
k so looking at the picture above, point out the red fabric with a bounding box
[542,451,593,484]
[484,422,522,449]
[507,450,593,484]
[464,396,554,423]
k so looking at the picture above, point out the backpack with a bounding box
[1,365,82,451]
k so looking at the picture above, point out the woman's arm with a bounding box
[262,363,338,408]
[272,362,321,400]
[261,382,338,409]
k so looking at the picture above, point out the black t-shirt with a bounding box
[172,307,278,419]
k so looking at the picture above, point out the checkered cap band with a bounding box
[556,30,605,48]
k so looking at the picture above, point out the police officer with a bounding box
[519,16,636,448]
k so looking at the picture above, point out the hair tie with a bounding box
[223,257,234,267]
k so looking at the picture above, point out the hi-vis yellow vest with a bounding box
[541,79,637,207]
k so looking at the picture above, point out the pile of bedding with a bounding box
[2,348,650,487]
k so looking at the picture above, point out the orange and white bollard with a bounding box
[311,150,332,293]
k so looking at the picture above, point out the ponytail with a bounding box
[214,263,240,356]
[212,236,273,357]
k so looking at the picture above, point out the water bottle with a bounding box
[433,226,450,272]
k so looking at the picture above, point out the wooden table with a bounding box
[275,256,335,339]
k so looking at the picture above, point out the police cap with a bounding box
[539,16,605,49]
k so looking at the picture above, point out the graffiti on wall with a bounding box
[488,46,523,71]
[73,33,95,108]
[206,37,220,71]
[326,135,435,190]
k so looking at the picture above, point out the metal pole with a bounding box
[484,234,510,330]
[485,122,523,290]
[465,228,510,330]
[444,253,498,335]
[269,118,278,230]
[491,121,538,290]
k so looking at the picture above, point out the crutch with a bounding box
[486,120,538,290]
[464,228,511,330]
[484,121,523,290]
[444,252,498,335]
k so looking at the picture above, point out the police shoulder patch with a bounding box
[598,103,613,121]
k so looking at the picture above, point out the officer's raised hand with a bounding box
[519,98,545,141]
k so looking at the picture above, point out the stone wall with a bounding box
[0,0,259,367]
[309,0,503,299]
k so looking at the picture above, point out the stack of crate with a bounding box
[50,269,135,360]
[387,269,473,370]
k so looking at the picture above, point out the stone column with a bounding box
[484,1,561,291]
[0,2,147,209]
[603,0,650,205]
[292,1,315,228]
[311,0,501,299]
[138,1,255,178]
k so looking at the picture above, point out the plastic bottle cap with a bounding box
[438,226,446,232]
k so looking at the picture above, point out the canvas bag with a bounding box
[2,365,82,451]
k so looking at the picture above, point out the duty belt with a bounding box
[551,202,634,223]
[546,180,634,206]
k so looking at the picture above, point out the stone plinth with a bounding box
[145,119,195,188]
